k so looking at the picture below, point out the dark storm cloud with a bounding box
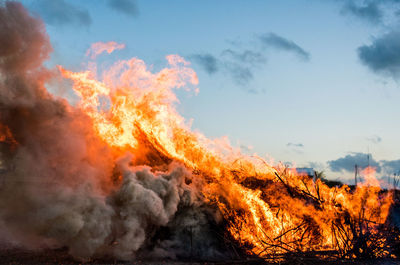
[189,53,219,74]
[341,1,383,24]
[259,33,310,61]
[358,31,400,78]
[107,0,138,17]
[328,152,381,173]
[32,0,91,27]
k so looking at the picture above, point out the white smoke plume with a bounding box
[0,2,222,261]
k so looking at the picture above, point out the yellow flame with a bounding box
[59,53,393,258]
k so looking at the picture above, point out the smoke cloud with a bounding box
[0,2,220,261]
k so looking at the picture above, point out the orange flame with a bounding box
[359,166,380,187]
[59,49,394,258]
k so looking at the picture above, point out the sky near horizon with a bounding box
[17,0,400,183]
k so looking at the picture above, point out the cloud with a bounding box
[221,49,266,65]
[107,0,138,17]
[190,50,266,88]
[327,152,400,177]
[86,41,126,59]
[366,135,382,144]
[283,161,294,167]
[223,63,254,86]
[221,49,267,86]
[190,33,307,90]
[287,142,304,148]
[358,30,400,78]
[259,33,310,61]
[381,159,400,174]
[240,144,254,153]
[340,1,383,24]
[336,0,400,24]
[286,142,304,154]
[306,161,326,171]
[32,0,91,27]
[328,152,381,173]
[189,53,219,74]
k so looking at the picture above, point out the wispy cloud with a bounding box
[221,49,266,65]
[190,49,266,90]
[107,0,138,17]
[366,135,382,144]
[223,63,254,86]
[221,49,267,86]
[32,0,91,27]
[286,142,304,154]
[287,142,304,148]
[259,33,310,61]
[189,53,219,74]
[190,32,309,91]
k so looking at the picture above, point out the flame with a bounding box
[0,124,17,147]
[58,51,393,259]
[359,166,381,187]
[86,41,126,59]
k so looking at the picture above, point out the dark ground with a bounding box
[0,247,399,265]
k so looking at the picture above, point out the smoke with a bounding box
[106,157,204,260]
[0,2,220,261]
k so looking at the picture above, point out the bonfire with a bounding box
[0,2,398,264]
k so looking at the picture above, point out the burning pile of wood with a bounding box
[216,166,400,263]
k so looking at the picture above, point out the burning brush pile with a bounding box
[0,2,399,263]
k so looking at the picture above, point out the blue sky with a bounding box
[19,0,400,183]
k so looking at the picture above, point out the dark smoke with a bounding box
[0,2,222,261]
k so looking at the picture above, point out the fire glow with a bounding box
[60,43,393,258]
[0,2,397,262]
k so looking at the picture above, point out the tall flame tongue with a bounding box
[59,52,393,259]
